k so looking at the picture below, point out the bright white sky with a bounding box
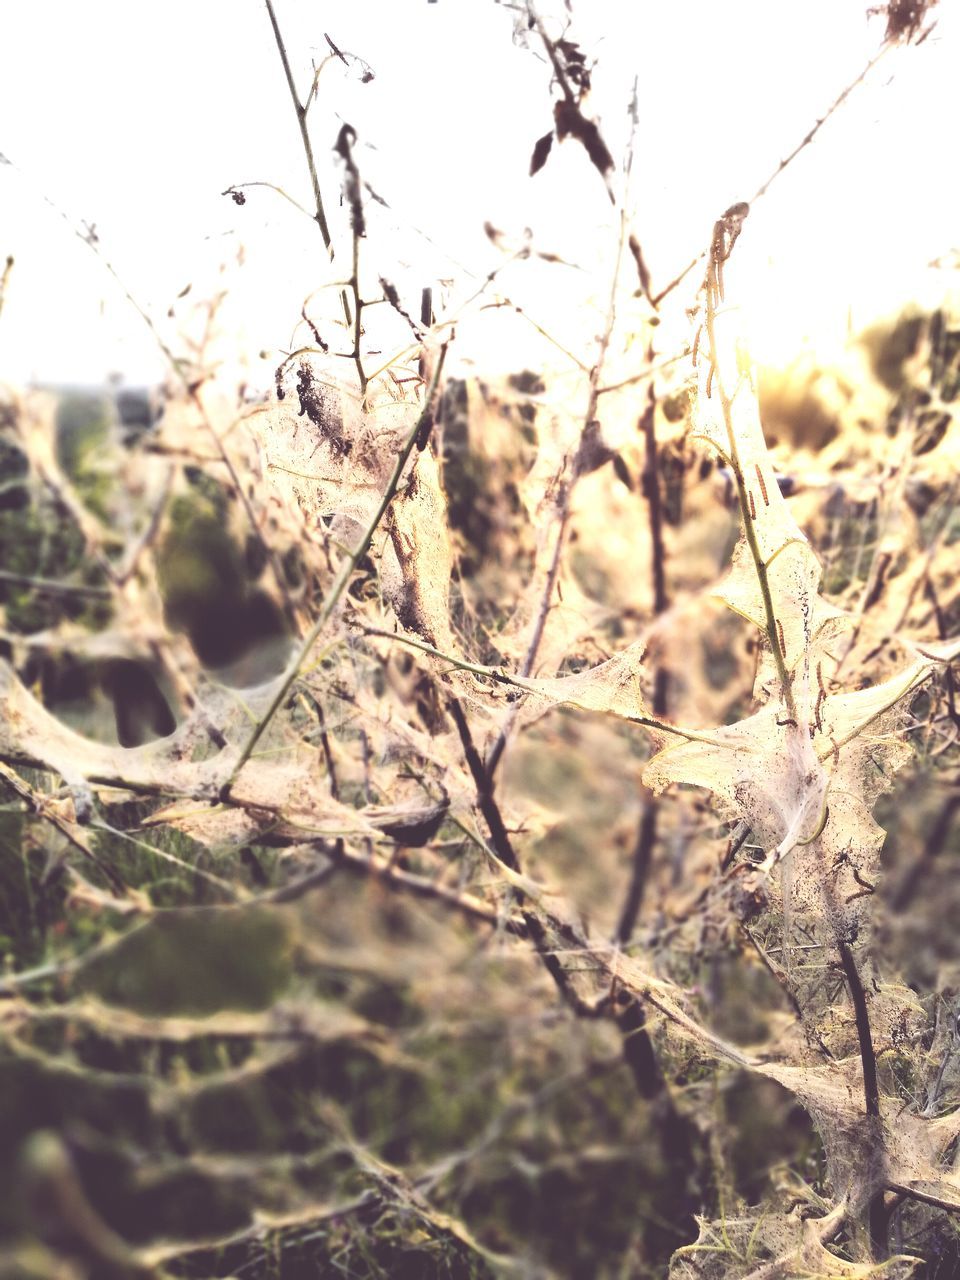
[0,0,957,387]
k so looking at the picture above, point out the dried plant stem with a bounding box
[222,347,449,798]
[319,836,520,932]
[349,227,367,397]
[446,699,607,1019]
[616,788,658,944]
[703,288,796,720]
[596,349,687,398]
[264,0,334,256]
[264,0,353,333]
[886,1182,960,1217]
[446,698,519,873]
[653,43,892,307]
[641,383,670,622]
[615,381,670,942]
[446,698,731,1110]
[223,180,313,220]
[526,1,576,106]
[837,937,886,1259]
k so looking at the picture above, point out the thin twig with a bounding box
[222,180,314,221]
[263,0,356,335]
[653,43,893,307]
[886,1182,960,1216]
[263,0,335,256]
[447,698,519,873]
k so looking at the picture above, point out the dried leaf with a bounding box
[529,130,554,176]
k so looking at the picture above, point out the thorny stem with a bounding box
[221,346,449,798]
[702,283,796,721]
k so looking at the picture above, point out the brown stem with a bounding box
[350,228,367,397]
[615,382,671,941]
[617,787,657,944]
[446,698,518,873]
[263,0,334,255]
[837,938,886,1260]
[703,280,796,720]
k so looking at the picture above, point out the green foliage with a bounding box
[77,908,295,1016]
